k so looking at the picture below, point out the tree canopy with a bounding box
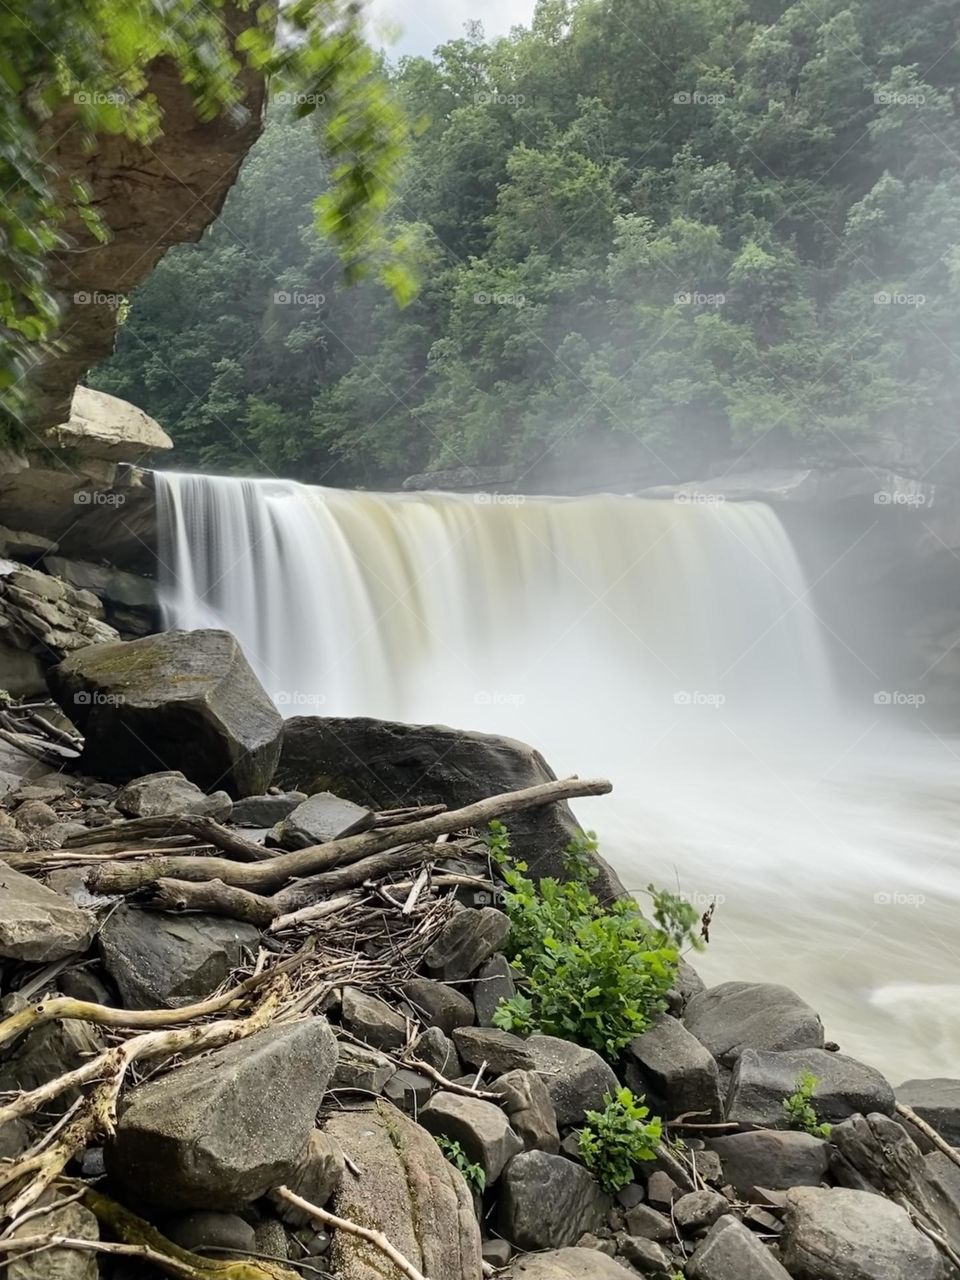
[93,0,960,486]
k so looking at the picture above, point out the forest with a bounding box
[92,0,960,488]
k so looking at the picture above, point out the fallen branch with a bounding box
[274,1187,428,1280]
[896,1103,960,1172]
[65,815,271,862]
[85,775,612,897]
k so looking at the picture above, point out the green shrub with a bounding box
[577,1087,663,1193]
[433,1135,486,1195]
[782,1072,832,1138]
[488,823,702,1059]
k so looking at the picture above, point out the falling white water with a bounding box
[157,473,960,1080]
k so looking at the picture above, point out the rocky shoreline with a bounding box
[0,627,958,1280]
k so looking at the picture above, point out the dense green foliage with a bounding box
[93,0,960,485]
[782,1071,832,1137]
[1,0,408,435]
[577,1087,663,1192]
[488,824,700,1058]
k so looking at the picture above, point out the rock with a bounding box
[165,1212,256,1254]
[708,1130,831,1194]
[13,799,60,829]
[402,977,475,1034]
[687,1215,793,1279]
[42,556,159,637]
[55,386,172,461]
[781,1186,947,1280]
[325,1100,482,1279]
[726,1049,895,1127]
[268,791,373,849]
[683,982,824,1064]
[624,1014,723,1120]
[673,1189,730,1233]
[616,1183,645,1209]
[507,1247,636,1277]
[98,906,260,1009]
[331,1042,395,1094]
[898,1078,960,1147]
[496,1068,561,1153]
[617,1234,675,1275]
[231,792,306,826]
[116,770,232,820]
[383,1067,434,1113]
[0,860,95,961]
[474,953,517,1026]
[424,908,511,981]
[0,525,58,560]
[623,1204,673,1242]
[8,1198,99,1280]
[0,1018,102,1114]
[59,966,113,1005]
[421,1091,524,1183]
[646,1171,680,1211]
[270,1130,345,1224]
[275,716,626,893]
[253,1219,290,1260]
[106,1018,337,1210]
[524,1035,620,1127]
[414,1026,462,1076]
[341,987,408,1052]
[483,1238,514,1267]
[499,1150,610,1250]
[453,1026,536,1075]
[49,628,283,797]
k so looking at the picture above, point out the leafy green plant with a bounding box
[577,1088,663,1194]
[433,1135,485,1195]
[488,824,701,1058]
[782,1072,832,1139]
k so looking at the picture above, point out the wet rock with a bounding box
[687,1214,792,1279]
[8,1198,99,1280]
[0,860,95,961]
[98,906,260,1009]
[325,1100,482,1279]
[424,907,511,981]
[727,1049,895,1127]
[331,1042,395,1094]
[474,953,516,1026]
[524,1035,619,1127]
[421,1091,524,1183]
[499,1150,611,1250]
[496,1068,561,1153]
[107,1018,337,1210]
[683,982,824,1065]
[781,1186,947,1280]
[270,1130,345,1225]
[116,770,232,820]
[49,628,283,797]
[402,977,475,1034]
[341,987,408,1051]
[165,1212,256,1254]
[898,1078,960,1147]
[709,1130,831,1194]
[507,1247,635,1277]
[231,792,306,826]
[624,1014,723,1120]
[673,1189,730,1233]
[453,1026,536,1075]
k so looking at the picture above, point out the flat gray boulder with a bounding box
[331,1042,395,1094]
[424,907,511,980]
[98,906,260,1009]
[326,1100,482,1279]
[898,1078,960,1147]
[709,1129,830,1194]
[499,1150,610,1250]
[781,1186,947,1280]
[508,1249,636,1278]
[268,790,373,849]
[727,1049,895,1127]
[49,628,283,797]
[525,1035,619,1127]
[688,1214,792,1279]
[421,1091,523,1183]
[403,977,475,1034]
[106,1018,337,1209]
[625,1014,723,1120]
[683,982,824,1064]
[231,791,305,826]
[116,770,231,820]
[0,860,95,961]
[341,986,408,1051]
[453,1027,536,1075]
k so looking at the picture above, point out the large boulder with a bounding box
[498,1150,610,1250]
[402,977,475,1035]
[274,716,625,891]
[524,1035,619,1127]
[687,1215,792,1279]
[496,1068,561,1153]
[106,1018,337,1210]
[624,1014,723,1120]
[508,1250,637,1278]
[423,907,511,980]
[726,1049,895,1127]
[0,860,95,961]
[708,1129,830,1194]
[48,629,283,796]
[683,982,824,1065]
[115,770,231,820]
[781,1186,947,1280]
[98,906,260,1009]
[325,1101,482,1280]
[267,791,373,849]
[898,1079,960,1147]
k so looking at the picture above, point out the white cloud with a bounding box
[367,0,535,58]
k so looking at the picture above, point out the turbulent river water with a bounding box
[157,472,959,1080]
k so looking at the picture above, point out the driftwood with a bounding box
[65,814,271,862]
[84,776,612,898]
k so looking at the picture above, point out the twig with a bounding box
[274,1187,428,1280]
[895,1104,960,1172]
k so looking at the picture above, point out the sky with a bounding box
[367,0,537,58]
